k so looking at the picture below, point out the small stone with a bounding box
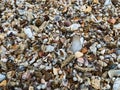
[0,74,5,82]
[114,23,120,29]
[53,68,59,75]
[0,80,7,86]
[108,18,116,24]
[7,71,15,79]
[116,49,120,55]
[75,52,83,58]
[117,55,120,62]
[64,21,71,27]
[113,78,120,90]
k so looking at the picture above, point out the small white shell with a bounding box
[24,27,34,39]
[70,23,80,31]
[108,70,120,78]
[113,78,120,90]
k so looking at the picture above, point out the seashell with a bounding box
[53,68,59,75]
[71,35,83,53]
[7,71,15,79]
[104,0,112,6]
[108,70,120,78]
[113,23,120,29]
[45,45,55,52]
[0,74,5,82]
[69,23,80,31]
[90,42,97,55]
[113,78,120,90]
[117,55,120,62]
[75,52,83,58]
[97,60,107,67]
[29,86,34,90]
[22,71,30,80]
[91,76,101,90]
[77,58,84,64]
[0,80,7,86]
[24,27,34,39]
[81,5,92,13]
[93,0,100,4]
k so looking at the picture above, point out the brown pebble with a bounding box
[45,72,52,81]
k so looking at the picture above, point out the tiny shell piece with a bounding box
[0,80,7,86]
[113,23,120,29]
[75,52,83,58]
[91,76,101,90]
[77,58,84,64]
[113,78,120,90]
[71,35,83,53]
[22,71,30,80]
[108,70,120,78]
[61,55,75,68]
[70,23,80,31]
[29,86,34,90]
[24,27,34,39]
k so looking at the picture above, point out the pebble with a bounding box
[22,71,30,80]
[113,23,120,29]
[75,52,83,58]
[0,74,5,82]
[117,55,120,62]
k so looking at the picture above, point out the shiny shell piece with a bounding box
[108,70,120,78]
[70,23,80,31]
[71,35,83,53]
[0,74,5,82]
[75,51,83,58]
[113,78,120,90]
[91,76,101,90]
[24,27,34,39]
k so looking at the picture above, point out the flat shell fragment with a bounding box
[70,23,80,31]
[61,55,75,68]
[108,70,120,78]
[71,35,83,53]
[113,78,120,90]
[75,52,83,58]
[24,27,34,39]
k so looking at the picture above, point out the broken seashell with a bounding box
[45,45,55,52]
[61,55,75,68]
[24,27,34,39]
[71,35,83,53]
[108,70,120,78]
[0,80,7,86]
[114,23,120,29]
[77,58,84,64]
[113,78,120,90]
[57,49,67,60]
[70,23,80,31]
[97,60,107,67]
[91,76,101,90]
[75,52,83,58]
[90,42,97,55]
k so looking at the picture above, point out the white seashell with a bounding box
[113,23,120,29]
[53,68,59,75]
[117,55,120,62]
[70,23,80,31]
[45,45,55,52]
[71,35,83,53]
[90,42,97,55]
[0,74,5,82]
[108,70,120,78]
[24,27,34,39]
[104,0,112,6]
[113,78,120,90]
